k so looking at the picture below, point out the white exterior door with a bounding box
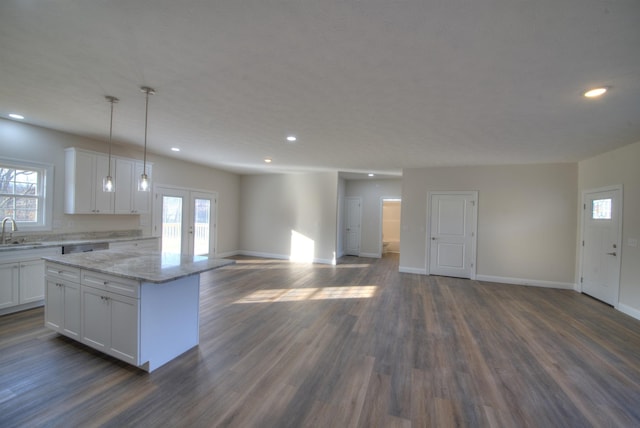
[154,186,217,256]
[581,187,622,306]
[429,192,477,279]
[345,197,361,256]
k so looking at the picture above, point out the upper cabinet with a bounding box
[65,148,152,215]
[114,158,152,214]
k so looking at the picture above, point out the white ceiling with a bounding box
[1,0,639,176]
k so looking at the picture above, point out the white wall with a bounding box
[578,140,640,318]
[240,172,339,263]
[345,179,402,257]
[400,164,577,287]
[0,118,240,254]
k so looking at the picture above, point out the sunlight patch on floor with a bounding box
[234,286,378,303]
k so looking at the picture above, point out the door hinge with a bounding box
[582,240,584,247]
[471,200,476,206]
[583,203,586,210]
[580,277,583,283]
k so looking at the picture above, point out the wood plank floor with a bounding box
[1,254,640,427]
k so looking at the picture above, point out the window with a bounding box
[592,198,612,220]
[0,159,53,230]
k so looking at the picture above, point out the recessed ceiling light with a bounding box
[171,147,180,152]
[286,135,297,142]
[368,173,375,177]
[264,158,272,163]
[9,113,24,120]
[584,87,608,98]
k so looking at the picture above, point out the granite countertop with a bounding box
[43,249,235,283]
[0,236,158,253]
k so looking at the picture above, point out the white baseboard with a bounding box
[216,250,241,258]
[239,250,289,260]
[617,303,640,322]
[476,274,575,290]
[359,252,381,259]
[238,251,334,265]
[399,266,427,275]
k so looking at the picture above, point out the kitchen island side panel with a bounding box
[139,275,200,372]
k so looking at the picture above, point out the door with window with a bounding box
[428,192,477,279]
[581,187,622,306]
[154,186,217,256]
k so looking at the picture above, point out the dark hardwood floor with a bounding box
[1,254,640,427]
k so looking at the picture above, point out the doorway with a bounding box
[381,198,401,256]
[580,186,622,306]
[153,185,217,256]
[428,191,478,279]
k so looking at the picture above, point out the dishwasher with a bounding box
[61,242,109,254]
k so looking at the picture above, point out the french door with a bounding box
[153,186,217,256]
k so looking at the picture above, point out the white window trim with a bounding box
[0,157,54,231]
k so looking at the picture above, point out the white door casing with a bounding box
[580,186,622,306]
[345,197,361,256]
[428,192,478,279]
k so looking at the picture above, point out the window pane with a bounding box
[162,196,183,253]
[592,198,612,220]
[193,198,210,256]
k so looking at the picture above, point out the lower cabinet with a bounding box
[45,278,81,339]
[1,247,61,315]
[45,261,140,367]
[81,285,139,365]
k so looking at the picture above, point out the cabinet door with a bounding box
[109,293,139,364]
[114,158,135,214]
[45,278,64,331]
[0,263,20,309]
[133,162,151,214]
[73,150,95,214]
[81,286,110,352]
[93,154,114,214]
[19,260,45,304]
[63,281,81,339]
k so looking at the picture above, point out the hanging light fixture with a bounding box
[138,86,155,191]
[103,95,119,192]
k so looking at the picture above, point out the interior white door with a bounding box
[429,192,477,279]
[345,197,361,256]
[581,188,622,306]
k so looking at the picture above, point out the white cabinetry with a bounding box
[44,264,81,339]
[65,148,152,215]
[114,158,152,214]
[0,247,61,315]
[65,148,114,214]
[0,262,19,309]
[109,238,159,252]
[80,269,140,365]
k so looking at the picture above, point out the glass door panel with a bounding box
[192,198,211,256]
[161,196,183,254]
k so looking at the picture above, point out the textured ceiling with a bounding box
[1,0,639,176]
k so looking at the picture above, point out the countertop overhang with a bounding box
[43,249,235,283]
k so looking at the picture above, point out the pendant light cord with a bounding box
[143,89,149,175]
[108,98,114,174]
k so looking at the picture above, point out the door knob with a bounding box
[606,252,617,256]
[431,237,437,240]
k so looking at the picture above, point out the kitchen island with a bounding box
[43,250,234,372]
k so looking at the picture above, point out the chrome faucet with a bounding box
[1,217,18,244]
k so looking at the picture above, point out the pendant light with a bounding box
[138,86,155,192]
[103,95,119,192]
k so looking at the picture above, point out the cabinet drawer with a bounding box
[45,263,81,283]
[81,270,139,298]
